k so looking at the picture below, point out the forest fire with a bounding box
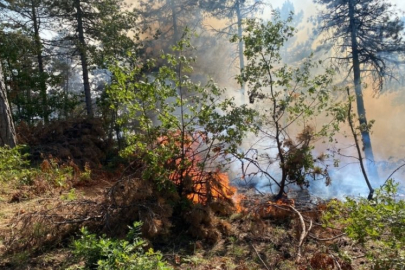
[159,131,303,215]
[275,196,295,206]
[251,196,296,219]
[161,131,244,212]
[185,171,235,203]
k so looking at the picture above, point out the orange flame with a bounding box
[275,197,295,206]
[254,197,295,219]
[161,131,244,212]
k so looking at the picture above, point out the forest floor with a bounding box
[0,173,373,270]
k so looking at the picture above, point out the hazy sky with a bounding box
[267,0,405,20]
[270,0,405,10]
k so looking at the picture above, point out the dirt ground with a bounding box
[0,175,374,270]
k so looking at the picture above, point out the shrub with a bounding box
[104,34,256,240]
[230,15,344,198]
[0,145,75,188]
[107,35,256,203]
[72,222,172,270]
[324,180,405,269]
[0,145,32,183]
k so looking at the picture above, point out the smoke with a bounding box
[364,91,405,161]
[266,0,405,198]
[123,0,405,199]
[296,86,405,199]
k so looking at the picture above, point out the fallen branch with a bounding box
[267,203,313,262]
[308,233,346,242]
[251,243,270,270]
[54,215,102,225]
[330,253,342,270]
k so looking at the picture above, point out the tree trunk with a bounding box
[31,0,49,123]
[235,0,245,98]
[346,88,374,199]
[169,0,179,45]
[0,64,17,147]
[75,0,93,117]
[348,0,378,194]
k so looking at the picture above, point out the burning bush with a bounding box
[159,131,239,209]
[103,130,242,242]
[104,35,256,241]
[2,37,256,258]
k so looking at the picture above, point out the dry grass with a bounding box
[0,170,375,270]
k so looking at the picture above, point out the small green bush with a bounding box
[40,158,74,187]
[324,180,405,269]
[72,222,172,270]
[0,145,32,183]
[0,145,75,188]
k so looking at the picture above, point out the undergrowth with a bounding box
[0,145,32,183]
[324,180,405,269]
[71,222,172,270]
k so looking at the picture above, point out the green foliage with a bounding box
[72,222,172,270]
[0,145,32,183]
[0,29,37,121]
[106,33,257,200]
[232,14,344,195]
[324,180,405,269]
[0,145,76,188]
[0,27,69,123]
[85,0,141,67]
[40,158,74,187]
[60,188,78,201]
[79,163,92,183]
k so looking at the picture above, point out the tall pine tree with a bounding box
[137,0,202,55]
[315,0,405,197]
[46,0,139,117]
[200,0,265,100]
[0,0,54,122]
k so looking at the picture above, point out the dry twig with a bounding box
[308,233,345,242]
[330,253,342,270]
[382,163,405,187]
[251,243,270,270]
[267,203,313,262]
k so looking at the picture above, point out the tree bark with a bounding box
[75,0,93,117]
[346,88,374,199]
[169,0,178,45]
[348,0,379,189]
[0,64,17,147]
[235,0,245,98]
[31,0,49,123]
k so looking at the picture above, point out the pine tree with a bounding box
[201,0,265,99]
[46,0,139,117]
[0,63,17,147]
[0,29,37,123]
[315,0,405,196]
[0,0,53,122]
[137,0,202,54]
